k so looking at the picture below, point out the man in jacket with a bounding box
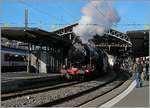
[135,58,143,88]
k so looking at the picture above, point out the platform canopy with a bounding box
[53,23,132,57]
[127,30,149,57]
[1,27,71,47]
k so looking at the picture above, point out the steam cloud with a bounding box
[73,0,120,43]
[107,54,116,66]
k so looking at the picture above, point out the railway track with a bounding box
[2,76,99,101]
[37,71,128,107]
[1,80,81,101]
[2,77,65,93]
[53,70,129,107]
[1,70,130,107]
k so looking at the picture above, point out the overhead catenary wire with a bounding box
[55,1,80,22]
[85,0,111,31]
[86,0,105,17]
[45,1,80,29]
[2,0,149,29]
[85,0,149,29]
[18,0,70,26]
[1,22,149,27]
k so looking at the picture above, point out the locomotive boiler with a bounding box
[60,39,110,80]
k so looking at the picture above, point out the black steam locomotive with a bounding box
[60,39,110,80]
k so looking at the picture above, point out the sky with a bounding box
[1,0,150,32]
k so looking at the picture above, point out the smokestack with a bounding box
[73,0,120,43]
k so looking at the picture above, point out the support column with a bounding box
[27,43,32,73]
[52,47,54,73]
[108,45,111,51]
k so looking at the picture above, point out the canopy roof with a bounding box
[1,27,71,47]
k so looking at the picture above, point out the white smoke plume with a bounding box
[107,54,117,66]
[73,0,120,43]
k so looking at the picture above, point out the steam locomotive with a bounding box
[60,39,110,80]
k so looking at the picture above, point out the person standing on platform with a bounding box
[135,58,143,88]
[131,60,136,76]
[146,58,149,80]
[60,65,67,78]
[141,60,146,81]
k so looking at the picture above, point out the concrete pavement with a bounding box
[113,80,149,107]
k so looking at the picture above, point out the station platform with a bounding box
[100,80,149,108]
[1,71,61,93]
[113,80,149,107]
[81,75,149,108]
